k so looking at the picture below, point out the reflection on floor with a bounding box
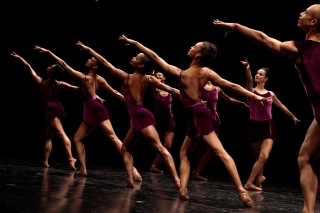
[0,159,319,213]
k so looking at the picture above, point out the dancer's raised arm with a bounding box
[34,46,85,81]
[207,69,271,103]
[76,41,127,81]
[213,20,298,61]
[11,52,42,84]
[149,76,180,98]
[97,77,125,102]
[119,35,181,80]
[240,59,254,92]
[59,81,79,92]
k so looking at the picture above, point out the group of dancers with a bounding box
[10,4,319,212]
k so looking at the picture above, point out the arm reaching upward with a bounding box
[240,59,254,92]
[119,35,181,80]
[149,76,180,98]
[213,20,299,61]
[76,41,127,82]
[208,69,272,103]
[34,46,85,81]
[59,81,79,92]
[217,87,249,110]
[98,77,125,102]
[11,52,42,84]
[270,91,301,125]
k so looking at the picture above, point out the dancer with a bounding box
[119,35,273,207]
[75,41,180,188]
[34,46,142,180]
[149,71,177,173]
[213,4,320,212]
[240,59,300,190]
[11,52,77,170]
[192,76,249,181]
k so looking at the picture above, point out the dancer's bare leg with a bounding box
[73,122,96,175]
[245,139,273,191]
[43,125,54,167]
[141,125,180,188]
[179,136,201,200]
[251,142,265,188]
[192,149,213,181]
[298,119,320,213]
[150,131,174,173]
[202,132,252,207]
[100,120,142,181]
[49,117,77,170]
[121,129,142,188]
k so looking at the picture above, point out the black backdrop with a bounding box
[1,0,317,186]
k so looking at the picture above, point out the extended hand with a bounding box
[34,45,50,53]
[255,96,273,106]
[76,41,89,51]
[240,59,250,69]
[118,35,136,46]
[10,52,21,58]
[293,117,301,125]
[213,19,236,38]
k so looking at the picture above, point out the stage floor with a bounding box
[0,159,319,213]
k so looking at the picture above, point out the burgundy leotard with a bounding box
[179,70,217,138]
[294,40,320,125]
[80,76,110,125]
[247,90,277,143]
[39,80,66,122]
[201,87,220,132]
[122,74,156,132]
[154,93,176,133]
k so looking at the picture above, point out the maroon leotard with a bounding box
[122,74,156,132]
[80,76,110,125]
[39,80,66,122]
[201,87,220,133]
[179,70,217,138]
[247,90,277,143]
[154,93,176,133]
[294,40,320,125]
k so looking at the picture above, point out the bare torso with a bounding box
[39,79,61,101]
[124,72,150,104]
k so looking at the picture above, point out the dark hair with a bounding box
[52,64,64,74]
[199,41,217,64]
[141,53,155,74]
[260,67,270,78]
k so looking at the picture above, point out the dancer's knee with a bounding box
[298,151,310,169]
[259,153,269,163]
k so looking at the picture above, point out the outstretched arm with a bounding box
[217,87,249,110]
[208,70,272,103]
[149,76,180,98]
[98,77,125,102]
[59,81,79,92]
[10,52,42,84]
[271,91,301,125]
[76,41,127,82]
[213,20,299,61]
[240,59,254,92]
[119,35,181,80]
[34,46,85,81]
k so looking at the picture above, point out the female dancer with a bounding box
[192,77,249,181]
[240,59,300,190]
[11,52,77,170]
[34,46,141,180]
[149,71,177,173]
[119,35,272,207]
[213,5,320,210]
[75,41,180,189]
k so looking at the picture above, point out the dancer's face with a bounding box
[187,42,202,58]
[85,57,98,69]
[254,69,268,83]
[155,72,165,82]
[130,53,144,70]
[298,5,319,31]
[46,64,56,75]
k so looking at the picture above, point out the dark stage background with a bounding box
[1,0,317,186]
